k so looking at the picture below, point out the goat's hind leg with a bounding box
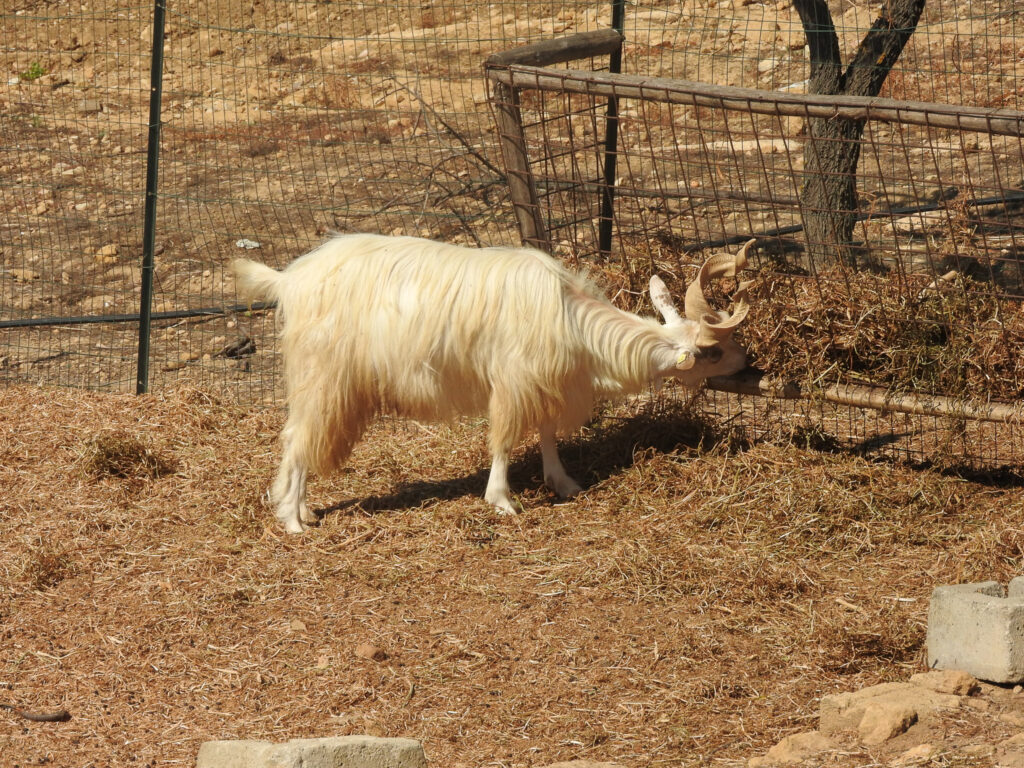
[539,422,582,499]
[270,425,315,534]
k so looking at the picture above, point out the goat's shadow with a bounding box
[312,408,720,522]
[310,407,1024,523]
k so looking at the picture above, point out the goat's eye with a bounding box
[699,347,723,364]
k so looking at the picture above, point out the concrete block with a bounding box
[196,735,427,768]
[927,580,1024,684]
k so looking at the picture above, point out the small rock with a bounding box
[235,238,261,249]
[197,736,426,768]
[891,743,938,765]
[1000,711,1024,728]
[960,743,995,758]
[887,210,946,234]
[748,730,836,766]
[355,643,387,662]
[782,115,804,136]
[859,702,917,745]
[95,243,119,264]
[289,619,307,632]
[910,669,980,696]
[78,98,102,113]
[820,682,960,735]
[1003,733,1024,749]
[757,57,780,73]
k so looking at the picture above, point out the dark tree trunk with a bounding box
[794,0,926,266]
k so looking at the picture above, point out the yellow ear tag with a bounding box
[676,350,694,370]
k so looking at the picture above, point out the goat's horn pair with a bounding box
[684,239,755,347]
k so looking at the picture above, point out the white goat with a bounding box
[233,233,753,533]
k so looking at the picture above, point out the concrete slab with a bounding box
[196,735,427,768]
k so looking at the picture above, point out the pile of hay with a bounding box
[739,267,1024,403]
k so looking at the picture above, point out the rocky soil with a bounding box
[748,670,1024,768]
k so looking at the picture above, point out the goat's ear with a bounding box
[650,275,683,326]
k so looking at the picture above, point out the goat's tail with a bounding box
[231,259,284,305]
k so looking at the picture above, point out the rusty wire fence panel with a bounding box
[485,8,1024,468]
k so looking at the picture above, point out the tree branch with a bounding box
[842,0,927,97]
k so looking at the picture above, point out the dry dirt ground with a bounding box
[2,382,1024,768]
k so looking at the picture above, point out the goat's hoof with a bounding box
[485,492,518,515]
[493,500,520,516]
[547,477,583,499]
[277,512,307,534]
[299,506,318,524]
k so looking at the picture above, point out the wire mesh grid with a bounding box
[2,0,1024,470]
[486,28,1024,467]
[1,5,149,392]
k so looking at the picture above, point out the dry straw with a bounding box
[741,267,1024,403]
[2,374,1024,768]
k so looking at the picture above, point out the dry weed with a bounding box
[78,431,175,481]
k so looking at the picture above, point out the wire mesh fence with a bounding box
[1,0,614,402]
[3,0,1024,466]
[485,0,1024,468]
[1,4,150,392]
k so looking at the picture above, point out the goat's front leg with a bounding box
[539,423,582,499]
[484,391,519,514]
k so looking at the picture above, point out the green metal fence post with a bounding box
[598,0,625,257]
[136,0,167,394]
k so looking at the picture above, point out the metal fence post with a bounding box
[136,0,167,394]
[598,0,625,257]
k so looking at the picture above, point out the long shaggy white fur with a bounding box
[233,233,751,533]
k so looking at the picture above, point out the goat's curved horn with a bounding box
[684,239,754,345]
[696,280,752,346]
[684,239,753,322]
